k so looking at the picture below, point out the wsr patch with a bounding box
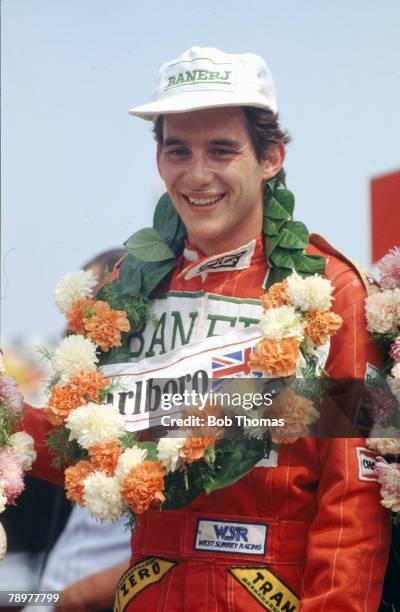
[356,447,378,482]
[114,557,176,612]
[194,519,267,555]
[229,566,299,611]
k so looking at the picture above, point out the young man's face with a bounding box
[157,107,283,255]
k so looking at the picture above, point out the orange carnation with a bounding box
[183,403,225,439]
[65,460,92,505]
[261,280,289,310]
[248,337,300,377]
[83,301,130,352]
[305,309,342,346]
[45,371,108,426]
[181,437,216,464]
[66,298,96,334]
[45,385,82,426]
[89,441,122,476]
[266,388,319,444]
[121,460,165,514]
[69,370,109,403]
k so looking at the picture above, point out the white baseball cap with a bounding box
[129,46,278,120]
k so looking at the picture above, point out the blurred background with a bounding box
[1,0,399,404]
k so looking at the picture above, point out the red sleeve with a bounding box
[21,404,65,485]
[300,257,391,610]
[300,438,391,611]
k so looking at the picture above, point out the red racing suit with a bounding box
[24,234,391,611]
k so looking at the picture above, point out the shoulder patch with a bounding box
[356,447,379,482]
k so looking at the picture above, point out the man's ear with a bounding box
[261,143,286,180]
[156,144,162,177]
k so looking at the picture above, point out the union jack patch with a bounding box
[211,348,263,378]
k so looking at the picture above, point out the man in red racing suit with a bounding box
[23,232,390,611]
[23,46,390,611]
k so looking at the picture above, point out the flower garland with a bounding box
[44,271,325,524]
[0,353,37,515]
[364,246,400,523]
[40,178,344,525]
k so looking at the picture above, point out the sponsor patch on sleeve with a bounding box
[194,519,267,555]
[356,447,379,482]
[229,566,299,611]
[114,557,176,612]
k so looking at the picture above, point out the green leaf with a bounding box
[162,465,205,510]
[124,228,176,262]
[136,441,158,461]
[264,234,281,258]
[153,193,179,243]
[98,345,132,366]
[118,258,143,295]
[265,196,293,221]
[203,437,267,494]
[269,247,302,269]
[278,221,309,250]
[274,185,295,215]
[264,266,292,289]
[296,254,326,276]
[172,217,187,251]
[141,258,178,296]
[263,217,280,237]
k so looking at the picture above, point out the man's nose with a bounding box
[185,153,213,188]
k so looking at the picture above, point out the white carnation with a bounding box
[392,363,400,379]
[365,290,397,334]
[54,270,98,314]
[66,402,126,449]
[286,272,333,312]
[114,446,148,481]
[391,287,400,321]
[366,425,400,455]
[157,433,187,473]
[388,374,400,403]
[9,432,37,471]
[260,305,305,341]
[0,480,7,513]
[0,353,5,374]
[242,410,269,440]
[83,471,125,521]
[53,335,98,383]
[381,491,400,513]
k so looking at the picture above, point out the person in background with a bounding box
[2,249,130,612]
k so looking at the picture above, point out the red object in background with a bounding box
[371,170,400,263]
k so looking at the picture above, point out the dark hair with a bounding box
[83,248,126,274]
[153,107,291,163]
[243,107,291,162]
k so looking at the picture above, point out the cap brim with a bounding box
[129,91,275,120]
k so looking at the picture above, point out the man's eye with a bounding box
[165,148,188,157]
[211,148,234,156]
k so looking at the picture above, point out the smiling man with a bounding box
[21,47,391,611]
[155,107,283,255]
[108,47,391,611]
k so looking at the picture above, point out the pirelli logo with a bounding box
[114,557,176,612]
[229,566,299,611]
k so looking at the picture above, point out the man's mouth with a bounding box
[182,194,226,207]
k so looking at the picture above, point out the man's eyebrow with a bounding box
[162,137,186,148]
[209,138,241,149]
[162,137,242,148]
